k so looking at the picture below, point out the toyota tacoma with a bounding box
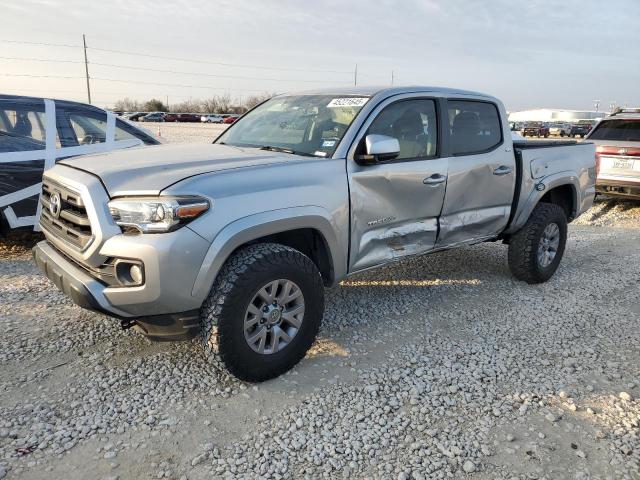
[33,87,596,381]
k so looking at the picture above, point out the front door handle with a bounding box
[493,165,513,176]
[423,174,447,185]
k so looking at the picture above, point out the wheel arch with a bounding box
[191,207,347,301]
[506,174,581,234]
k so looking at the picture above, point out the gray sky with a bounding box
[2,0,639,111]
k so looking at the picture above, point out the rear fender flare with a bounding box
[191,206,346,301]
[507,173,580,233]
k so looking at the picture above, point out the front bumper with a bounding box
[33,227,210,340]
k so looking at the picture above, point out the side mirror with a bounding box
[358,134,400,164]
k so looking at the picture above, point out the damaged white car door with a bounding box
[347,95,448,271]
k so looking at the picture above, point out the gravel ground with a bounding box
[142,122,228,144]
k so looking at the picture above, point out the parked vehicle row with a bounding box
[117,112,242,123]
[32,86,596,381]
[201,114,240,124]
[514,121,595,138]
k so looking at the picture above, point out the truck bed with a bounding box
[505,140,596,232]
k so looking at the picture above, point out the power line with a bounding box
[0,55,345,83]
[0,73,85,79]
[0,39,81,48]
[90,62,342,84]
[0,39,352,75]
[87,46,353,75]
[0,56,84,64]
[0,73,279,94]
[91,76,281,92]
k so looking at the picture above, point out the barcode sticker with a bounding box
[327,97,369,108]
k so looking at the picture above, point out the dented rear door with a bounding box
[347,95,448,272]
[436,99,515,247]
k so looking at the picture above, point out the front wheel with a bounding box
[200,243,324,382]
[508,203,568,284]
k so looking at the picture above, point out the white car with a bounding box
[549,123,572,137]
[0,94,160,233]
[201,114,224,123]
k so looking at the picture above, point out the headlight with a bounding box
[108,196,210,233]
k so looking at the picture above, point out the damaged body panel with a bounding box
[436,142,515,247]
[348,151,448,271]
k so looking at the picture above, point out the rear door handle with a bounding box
[423,174,447,185]
[493,165,513,176]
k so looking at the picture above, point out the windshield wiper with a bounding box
[259,145,295,154]
[258,145,317,157]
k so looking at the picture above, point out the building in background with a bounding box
[508,109,606,123]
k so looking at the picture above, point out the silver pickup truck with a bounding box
[33,87,596,381]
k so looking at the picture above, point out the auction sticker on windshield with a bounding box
[327,97,369,108]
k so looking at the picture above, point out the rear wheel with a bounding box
[508,203,568,284]
[200,243,324,382]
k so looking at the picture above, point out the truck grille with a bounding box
[40,180,94,250]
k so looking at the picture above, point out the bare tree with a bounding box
[201,97,219,114]
[214,93,234,114]
[113,97,141,112]
[143,99,168,112]
[170,99,202,113]
[113,93,274,115]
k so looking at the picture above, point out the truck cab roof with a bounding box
[283,85,496,101]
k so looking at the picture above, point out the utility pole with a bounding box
[354,64,358,86]
[166,95,169,110]
[391,70,394,86]
[82,34,91,104]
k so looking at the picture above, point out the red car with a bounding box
[164,113,201,123]
[522,122,550,138]
[223,115,239,124]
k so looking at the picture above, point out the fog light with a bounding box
[129,264,143,285]
[114,260,145,286]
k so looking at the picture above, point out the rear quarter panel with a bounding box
[506,142,596,233]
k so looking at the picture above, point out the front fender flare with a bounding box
[190,206,346,301]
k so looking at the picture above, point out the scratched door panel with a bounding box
[437,99,515,247]
[437,148,514,246]
[348,158,448,271]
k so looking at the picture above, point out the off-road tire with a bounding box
[508,203,568,284]
[200,243,324,382]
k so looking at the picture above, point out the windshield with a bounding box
[589,120,640,141]
[216,94,369,157]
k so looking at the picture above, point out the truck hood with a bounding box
[59,143,304,196]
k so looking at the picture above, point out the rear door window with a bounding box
[68,111,108,145]
[448,100,502,156]
[589,120,640,142]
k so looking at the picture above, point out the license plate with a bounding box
[612,159,634,170]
